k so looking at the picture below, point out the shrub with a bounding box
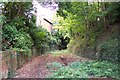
[14,32,32,55]
[29,27,51,53]
[51,29,70,50]
[2,24,33,55]
[2,24,18,50]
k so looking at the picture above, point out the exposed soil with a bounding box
[14,53,91,78]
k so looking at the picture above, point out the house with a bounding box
[42,18,53,34]
[36,16,52,33]
[32,0,58,34]
[34,5,53,34]
[35,15,53,34]
[34,12,53,33]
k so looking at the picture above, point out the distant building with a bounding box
[32,0,58,34]
[35,14,53,34]
[33,4,53,34]
[42,18,53,34]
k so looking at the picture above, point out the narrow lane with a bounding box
[14,53,90,78]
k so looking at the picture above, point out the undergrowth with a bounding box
[46,61,119,79]
[98,38,119,62]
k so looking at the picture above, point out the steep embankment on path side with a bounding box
[73,23,119,63]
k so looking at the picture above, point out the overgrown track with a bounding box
[15,53,90,78]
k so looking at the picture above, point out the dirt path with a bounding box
[15,53,90,78]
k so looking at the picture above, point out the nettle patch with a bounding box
[46,61,119,79]
[46,62,63,70]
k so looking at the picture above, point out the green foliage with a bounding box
[29,26,51,53]
[48,66,88,78]
[49,49,70,56]
[2,23,32,54]
[2,2,34,55]
[2,15,52,54]
[57,2,101,50]
[51,29,70,50]
[46,61,119,79]
[12,16,28,31]
[46,62,63,70]
[2,2,52,55]
[14,32,32,53]
[3,2,32,20]
[57,2,120,62]
[68,61,119,78]
[0,15,6,24]
[2,24,18,50]
[105,3,120,23]
[98,39,119,62]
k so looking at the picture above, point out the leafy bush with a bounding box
[2,15,52,55]
[14,32,32,55]
[29,27,51,53]
[46,61,119,78]
[51,29,70,50]
[2,24,18,50]
[2,23,33,55]
[14,32,32,49]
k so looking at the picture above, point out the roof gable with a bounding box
[43,18,53,25]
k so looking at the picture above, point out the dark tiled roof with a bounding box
[43,18,53,25]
